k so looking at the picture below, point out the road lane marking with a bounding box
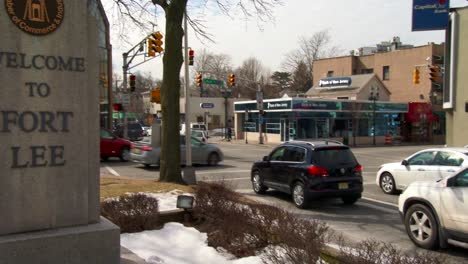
[362,196,398,208]
[196,169,250,175]
[201,177,250,182]
[105,166,120,177]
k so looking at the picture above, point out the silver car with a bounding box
[130,136,223,168]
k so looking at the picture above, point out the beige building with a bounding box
[445,7,468,147]
[313,43,444,104]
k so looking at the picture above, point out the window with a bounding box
[455,169,468,187]
[337,97,349,100]
[270,147,286,161]
[283,146,306,162]
[383,66,390,80]
[100,129,114,139]
[327,71,334,77]
[408,151,436,165]
[433,151,464,166]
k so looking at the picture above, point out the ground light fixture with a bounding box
[176,195,194,222]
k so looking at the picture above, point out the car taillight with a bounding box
[141,145,152,152]
[355,164,363,173]
[307,166,329,177]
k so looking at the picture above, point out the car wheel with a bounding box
[101,157,109,162]
[119,147,130,162]
[405,204,439,250]
[380,172,397,194]
[342,195,360,205]
[207,152,220,166]
[144,164,151,168]
[292,182,309,209]
[252,170,267,194]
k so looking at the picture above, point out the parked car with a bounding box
[100,128,133,161]
[180,123,207,135]
[251,140,363,208]
[376,148,468,194]
[130,135,223,167]
[114,123,145,141]
[192,130,208,143]
[398,167,468,250]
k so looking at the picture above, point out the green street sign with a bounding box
[203,78,223,85]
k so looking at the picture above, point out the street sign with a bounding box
[122,94,130,107]
[203,78,223,85]
[412,0,450,31]
[200,103,214,109]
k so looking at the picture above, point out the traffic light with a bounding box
[150,88,161,104]
[229,73,235,87]
[429,65,441,83]
[129,74,136,92]
[189,49,194,66]
[147,31,164,57]
[113,103,123,111]
[413,68,420,84]
[196,73,202,88]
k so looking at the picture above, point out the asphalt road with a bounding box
[100,139,468,262]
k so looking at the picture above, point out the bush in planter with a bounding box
[101,193,159,233]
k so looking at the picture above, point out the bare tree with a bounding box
[282,30,341,85]
[235,57,270,99]
[194,49,234,97]
[108,0,281,183]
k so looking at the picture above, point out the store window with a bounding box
[383,66,390,80]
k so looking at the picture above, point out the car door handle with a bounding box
[447,170,455,172]
[418,168,425,171]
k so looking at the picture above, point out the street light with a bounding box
[369,86,380,146]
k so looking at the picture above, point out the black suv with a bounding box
[114,123,145,141]
[251,140,363,208]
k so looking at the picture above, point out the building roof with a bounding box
[306,74,383,97]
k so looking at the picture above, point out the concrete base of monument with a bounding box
[0,217,120,264]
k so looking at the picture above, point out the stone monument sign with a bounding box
[0,1,120,263]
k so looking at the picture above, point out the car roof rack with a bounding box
[284,140,344,147]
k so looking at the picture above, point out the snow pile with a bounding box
[121,222,264,264]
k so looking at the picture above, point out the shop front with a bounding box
[234,98,408,145]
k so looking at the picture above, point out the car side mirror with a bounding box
[263,156,269,162]
[402,160,409,166]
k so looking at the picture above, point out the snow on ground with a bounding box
[120,191,263,264]
[139,190,192,212]
[121,222,264,264]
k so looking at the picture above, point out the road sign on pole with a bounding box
[203,79,224,85]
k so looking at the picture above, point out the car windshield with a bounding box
[313,147,357,168]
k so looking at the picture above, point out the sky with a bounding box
[104,0,468,81]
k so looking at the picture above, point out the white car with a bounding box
[376,148,468,194]
[398,167,468,249]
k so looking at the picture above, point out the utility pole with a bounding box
[183,10,196,183]
[122,53,128,139]
[257,83,264,144]
[369,86,379,146]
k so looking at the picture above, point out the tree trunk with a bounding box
[159,0,187,184]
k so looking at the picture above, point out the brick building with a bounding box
[313,42,444,104]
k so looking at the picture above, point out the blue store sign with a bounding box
[412,0,450,31]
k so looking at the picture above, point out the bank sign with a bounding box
[412,0,450,31]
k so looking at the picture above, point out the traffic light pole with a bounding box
[122,53,128,139]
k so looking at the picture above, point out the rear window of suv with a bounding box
[313,147,357,168]
[128,123,142,129]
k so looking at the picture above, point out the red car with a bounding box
[100,128,133,161]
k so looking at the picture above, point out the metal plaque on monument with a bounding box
[0,1,120,263]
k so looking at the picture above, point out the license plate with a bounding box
[132,149,142,154]
[338,182,349,189]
